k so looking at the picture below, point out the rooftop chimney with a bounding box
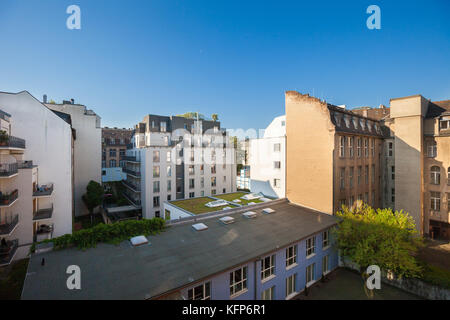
[43,94,47,104]
[70,98,75,104]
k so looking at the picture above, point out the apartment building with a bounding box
[0,91,73,265]
[249,115,286,198]
[101,127,133,182]
[285,91,384,215]
[124,114,236,219]
[22,199,339,300]
[45,99,101,217]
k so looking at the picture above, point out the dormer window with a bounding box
[440,117,450,130]
[333,112,341,126]
[352,117,358,129]
[359,118,365,130]
[343,115,350,128]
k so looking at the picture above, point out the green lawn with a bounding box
[214,192,263,206]
[0,258,29,300]
[171,197,230,214]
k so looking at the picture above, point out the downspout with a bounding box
[254,258,260,300]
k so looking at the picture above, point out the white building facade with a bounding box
[249,115,286,198]
[124,115,236,219]
[0,91,73,264]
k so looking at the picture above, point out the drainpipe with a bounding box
[254,258,260,300]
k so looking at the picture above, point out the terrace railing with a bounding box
[0,163,18,177]
[0,214,19,236]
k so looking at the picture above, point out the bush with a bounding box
[31,218,165,252]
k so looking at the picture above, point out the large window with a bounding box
[160,121,167,132]
[364,138,368,157]
[261,286,274,300]
[388,142,393,157]
[211,177,217,187]
[286,245,297,267]
[211,165,216,174]
[339,168,345,189]
[322,255,330,275]
[431,192,440,211]
[189,165,195,175]
[153,181,160,193]
[371,139,375,157]
[274,143,281,152]
[153,166,160,178]
[153,150,160,162]
[371,165,375,184]
[109,159,116,167]
[306,236,315,257]
[349,167,354,188]
[188,282,211,300]
[348,137,354,157]
[391,166,395,180]
[339,136,345,157]
[261,255,275,280]
[167,151,171,163]
[431,166,441,185]
[357,138,361,158]
[357,166,362,185]
[153,196,160,207]
[365,165,369,185]
[322,230,330,248]
[306,263,316,285]
[427,141,437,158]
[230,266,248,296]
[167,166,172,177]
[189,178,195,189]
[167,180,171,192]
[286,274,297,298]
[274,161,281,169]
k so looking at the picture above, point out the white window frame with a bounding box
[322,255,330,275]
[285,245,297,268]
[306,236,316,258]
[285,274,297,299]
[261,286,274,300]
[306,263,316,286]
[261,255,275,281]
[230,266,248,297]
[188,282,211,300]
[339,136,345,158]
[431,191,440,211]
[322,230,330,249]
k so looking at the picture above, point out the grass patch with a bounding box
[214,192,263,206]
[0,258,29,300]
[171,197,224,214]
[419,262,450,289]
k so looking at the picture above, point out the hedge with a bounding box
[31,218,165,252]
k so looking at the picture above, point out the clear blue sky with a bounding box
[0,0,449,132]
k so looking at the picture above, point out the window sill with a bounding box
[261,274,276,284]
[286,263,298,271]
[285,292,299,300]
[230,289,248,299]
[322,245,330,251]
[306,253,316,260]
[306,280,317,288]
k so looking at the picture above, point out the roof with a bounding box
[51,110,72,125]
[22,199,338,300]
[426,100,450,118]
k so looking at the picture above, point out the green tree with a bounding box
[335,203,423,288]
[82,180,104,225]
[211,113,218,121]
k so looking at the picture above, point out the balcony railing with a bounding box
[0,214,19,236]
[0,136,26,149]
[0,163,18,177]
[122,190,141,207]
[33,204,53,221]
[122,180,141,192]
[0,239,18,266]
[33,183,54,197]
[124,156,139,162]
[123,168,141,177]
[17,160,34,169]
[0,189,18,206]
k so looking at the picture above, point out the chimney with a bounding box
[43,94,47,103]
[70,98,75,104]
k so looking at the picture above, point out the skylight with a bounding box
[219,216,235,225]
[242,211,257,219]
[262,208,275,214]
[192,223,208,231]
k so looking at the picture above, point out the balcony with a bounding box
[0,189,18,207]
[17,160,35,169]
[123,168,141,177]
[0,163,18,178]
[122,190,141,207]
[124,156,140,163]
[0,239,18,266]
[33,183,54,197]
[33,204,53,221]
[0,135,26,149]
[122,180,141,192]
[34,223,53,242]
[0,214,19,236]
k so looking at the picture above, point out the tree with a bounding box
[82,180,104,225]
[177,112,205,120]
[211,114,218,122]
[334,203,423,296]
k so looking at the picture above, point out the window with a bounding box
[261,255,275,280]
[155,211,160,218]
[153,181,160,193]
[189,192,195,198]
[223,176,226,182]
[167,166,172,177]
[391,188,395,203]
[153,166,160,178]
[286,245,297,267]
[339,199,346,209]
[200,164,204,174]
[306,263,316,285]
[371,191,375,207]
[371,165,375,184]
[286,274,297,298]
[189,165,195,175]
[357,166,362,185]
[230,266,248,296]
[357,138,361,157]
[431,166,441,185]
[364,138,368,157]
[167,194,171,201]
[190,150,195,162]
[109,149,116,157]
[153,196,160,207]
[364,192,368,203]
[167,151,171,162]
[440,119,449,130]
[339,168,345,189]
[322,255,330,274]
[274,161,281,169]
[431,192,440,211]
[153,150,160,162]
[102,170,106,176]
[164,209,171,220]
[211,165,216,174]
[189,178,195,189]
[447,193,450,212]
[391,166,395,180]
[200,177,204,188]
[119,149,126,156]
[211,177,217,187]
[427,141,437,157]
[261,286,274,300]
[306,237,315,257]
[339,136,345,157]
[349,196,355,208]
[188,282,210,300]
[322,230,330,248]
[365,165,369,185]
[274,179,281,188]
[371,139,375,157]
[348,137,354,157]
[102,160,106,168]
[212,189,216,195]
[448,167,450,185]
[109,159,116,167]
[223,188,226,193]
[274,143,281,152]
[167,180,171,192]
[161,121,167,132]
[349,167,354,188]
[281,120,286,126]
[388,142,393,157]
[119,160,126,168]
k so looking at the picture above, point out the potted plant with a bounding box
[0,130,9,146]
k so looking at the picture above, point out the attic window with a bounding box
[192,223,208,231]
[262,208,275,214]
[242,211,257,219]
[219,216,235,225]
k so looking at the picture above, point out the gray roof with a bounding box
[22,199,338,300]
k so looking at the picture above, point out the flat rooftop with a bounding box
[22,199,338,300]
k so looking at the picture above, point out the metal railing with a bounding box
[0,136,26,149]
[17,160,34,169]
[122,180,141,192]
[0,163,18,177]
[122,190,141,207]
[33,183,54,197]
[0,239,18,266]
[0,214,19,235]
[123,168,141,177]
[33,204,54,220]
[0,189,18,206]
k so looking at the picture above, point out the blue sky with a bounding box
[0,0,449,132]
